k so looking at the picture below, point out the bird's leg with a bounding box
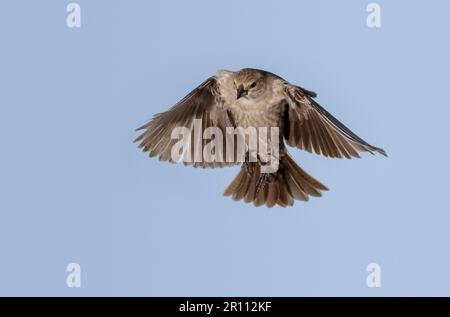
[255,154,270,195]
[242,151,253,176]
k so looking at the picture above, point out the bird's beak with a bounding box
[236,84,246,99]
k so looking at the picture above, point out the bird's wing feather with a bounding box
[135,76,239,168]
[283,83,386,158]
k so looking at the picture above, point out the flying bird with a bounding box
[135,68,386,208]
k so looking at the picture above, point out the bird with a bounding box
[135,68,386,208]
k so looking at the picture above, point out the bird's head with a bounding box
[234,69,266,100]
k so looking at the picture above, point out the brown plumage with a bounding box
[135,68,386,208]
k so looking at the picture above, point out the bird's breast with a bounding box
[230,101,282,129]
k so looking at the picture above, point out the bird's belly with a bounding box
[230,107,282,156]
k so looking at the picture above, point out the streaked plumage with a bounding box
[135,68,386,208]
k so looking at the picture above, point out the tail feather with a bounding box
[265,182,279,208]
[234,171,250,201]
[244,164,260,203]
[223,169,245,196]
[223,151,328,208]
[254,183,267,207]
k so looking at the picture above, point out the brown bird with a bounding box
[135,68,386,208]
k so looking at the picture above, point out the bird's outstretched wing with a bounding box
[283,84,386,159]
[135,76,238,168]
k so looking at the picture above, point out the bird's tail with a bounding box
[223,151,328,208]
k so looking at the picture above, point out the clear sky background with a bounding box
[1,0,449,296]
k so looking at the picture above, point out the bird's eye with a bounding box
[250,82,257,88]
